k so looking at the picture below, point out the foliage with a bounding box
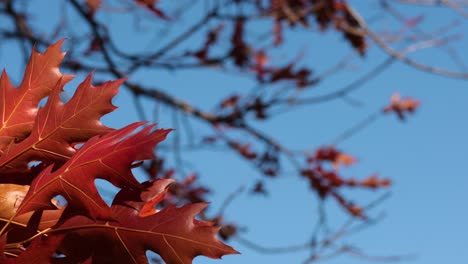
[0,40,237,263]
[0,0,466,263]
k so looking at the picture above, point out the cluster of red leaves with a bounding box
[0,40,237,263]
[251,51,312,87]
[383,93,420,121]
[192,18,313,88]
[302,146,390,218]
[193,1,369,90]
[232,20,313,87]
[263,0,367,54]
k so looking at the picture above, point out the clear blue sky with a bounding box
[0,1,467,264]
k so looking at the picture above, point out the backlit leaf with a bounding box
[0,40,73,150]
[17,123,171,220]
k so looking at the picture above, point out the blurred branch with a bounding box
[347,4,468,79]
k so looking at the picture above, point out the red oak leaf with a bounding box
[53,179,239,264]
[0,74,121,175]
[16,122,171,220]
[0,40,73,150]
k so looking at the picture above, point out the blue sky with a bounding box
[0,1,467,264]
